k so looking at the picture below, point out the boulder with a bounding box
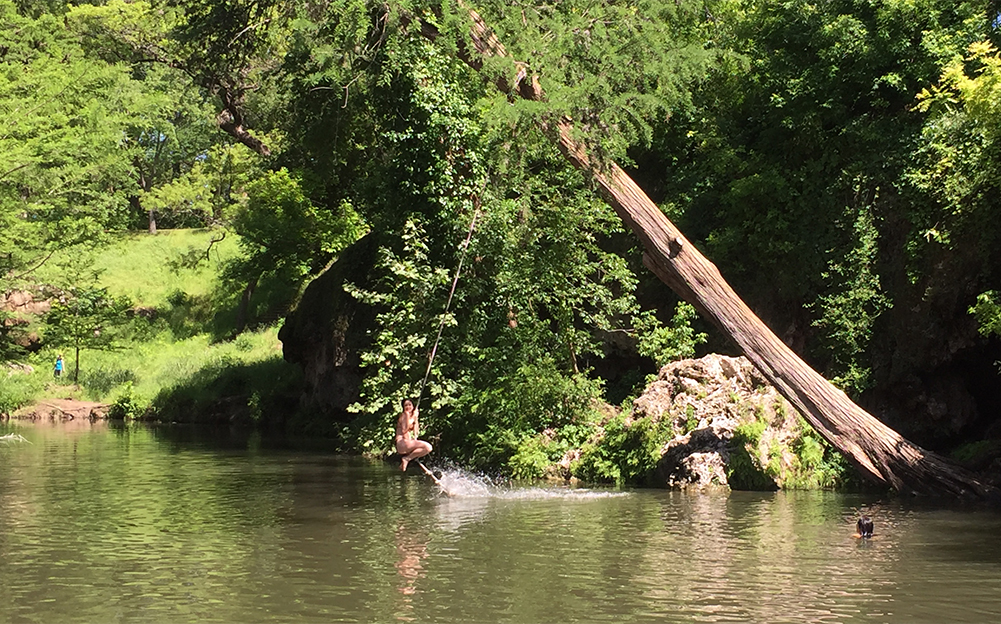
[635,354,826,490]
[2,290,50,316]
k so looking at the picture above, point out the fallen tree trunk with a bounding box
[431,7,997,499]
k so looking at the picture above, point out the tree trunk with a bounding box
[235,275,258,334]
[73,344,80,383]
[212,82,272,157]
[128,195,156,235]
[441,9,997,499]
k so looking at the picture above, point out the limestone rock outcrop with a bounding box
[278,234,381,420]
[634,354,819,490]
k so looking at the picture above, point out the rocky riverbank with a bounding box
[5,399,110,421]
[616,354,848,490]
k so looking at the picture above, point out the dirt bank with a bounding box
[10,399,110,421]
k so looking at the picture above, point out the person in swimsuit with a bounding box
[396,398,432,472]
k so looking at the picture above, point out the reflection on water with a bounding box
[433,495,492,533]
[394,518,428,622]
[3,420,1001,623]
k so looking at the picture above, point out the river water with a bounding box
[2,420,1001,624]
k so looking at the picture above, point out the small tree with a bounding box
[44,287,132,382]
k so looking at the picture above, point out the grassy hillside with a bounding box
[30,229,240,301]
[92,229,243,306]
[1,229,302,421]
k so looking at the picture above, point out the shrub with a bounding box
[785,418,853,489]
[0,379,31,416]
[573,414,673,485]
[83,366,139,396]
[0,367,45,416]
[508,434,553,480]
[683,404,698,433]
[107,383,148,420]
[726,420,777,491]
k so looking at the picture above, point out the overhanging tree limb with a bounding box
[427,5,996,498]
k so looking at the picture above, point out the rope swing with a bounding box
[413,200,481,411]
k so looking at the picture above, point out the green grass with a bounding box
[79,327,285,402]
[6,326,287,399]
[2,229,303,421]
[34,229,242,307]
[0,368,48,414]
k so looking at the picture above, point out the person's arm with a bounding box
[413,407,420,438]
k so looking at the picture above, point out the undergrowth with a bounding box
[572,413,674,485]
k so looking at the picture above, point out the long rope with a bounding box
[413,206,480,411]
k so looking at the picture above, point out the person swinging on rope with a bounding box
[396,398,432,472]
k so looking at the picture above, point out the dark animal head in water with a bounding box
[857,516,874,538]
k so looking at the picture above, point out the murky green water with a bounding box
[3,420,1001,623]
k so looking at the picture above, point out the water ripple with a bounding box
[4,423,1001,623]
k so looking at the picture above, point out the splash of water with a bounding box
[434,468,493,498]
[427,466,627,500]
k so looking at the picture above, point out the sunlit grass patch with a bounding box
[82,326,286,403]
[9,319,293,418]
[82,229,240,307]
[24,229,246,341]
[0,368,48,415]
[7,229,303,424]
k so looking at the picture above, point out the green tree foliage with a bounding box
[914,40,1001,217]
[810,207,890,391]
[316,36,685,466]
[913,41,1001,346]
[44,286,133,382]
[67,1,246,230]
[461,0,718,159]
[0,0,244,275]
[645,0,993,393]
[0,0,137,285]
[634,302,707,368]
[139,0,729,470]
[119,67,224,231]
[140,142,267,230]
[970,292,1001,339]
[222,167,364,331]
[152,0,292,155]
[233,168,364,278]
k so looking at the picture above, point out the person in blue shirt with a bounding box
[54,355,64,379]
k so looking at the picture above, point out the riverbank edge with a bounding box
[6,398,110,421]
[6,362,996,497]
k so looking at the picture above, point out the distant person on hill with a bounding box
[396,398,432,472]
[53,355,64,379]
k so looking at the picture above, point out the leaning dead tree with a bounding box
[424,8,997,499]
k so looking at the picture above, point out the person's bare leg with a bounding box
[399,440,431,472]
[397,439,415,472]
[405,441,432,463]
